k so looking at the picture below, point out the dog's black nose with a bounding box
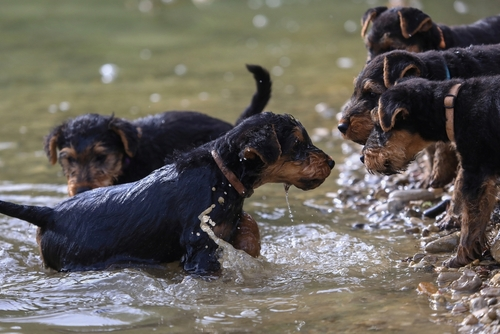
[327,158,335,169]
[76,186,92,194]
[360,155,365,164]
[337,122,349,134]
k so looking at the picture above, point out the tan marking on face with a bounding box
[256,150,332,190]
[342,112,374,144]
[59,143,125,196]
[362,80,385,95]
[363,130,432,174]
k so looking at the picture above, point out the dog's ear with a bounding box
[108,117,142,157]
[382,51,423,88]
[44,125,63,165]
[397,7,433,39]
[361,6,388,38]
[378,93,409,132]
[240,124,282,165]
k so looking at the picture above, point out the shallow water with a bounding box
[1,0,499,332]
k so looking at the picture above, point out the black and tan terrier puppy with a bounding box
[361,6,500,60]
[361,76,500,267]
[0,112,334,275]
[45,64,271,196]
[339,44,500,187]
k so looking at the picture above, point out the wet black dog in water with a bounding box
[0,112,334,275]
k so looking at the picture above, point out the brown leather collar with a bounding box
[444,83,462,142]
[211,150,253,198]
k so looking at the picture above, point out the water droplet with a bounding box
[271,66,284,76]
[140,49,151,60]
[336,57,354,69]
[150,93,161,103]
[454,1,469,14]
[284,183,294,222]
[59,101,70,111]
[174,64,187,76]
[253,14,268,28]
[344,20,357,33]
[99,63,119,84]
[198,92,209,101]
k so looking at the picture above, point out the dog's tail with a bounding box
[0,200,53,228]
[235,64,272,125]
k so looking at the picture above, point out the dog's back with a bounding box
[45,65,272,195]
[362,6,500,59]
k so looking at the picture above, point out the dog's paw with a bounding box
[442,255,464,268]
[435,213,461,230]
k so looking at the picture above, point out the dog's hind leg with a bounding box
[445,173,497,267]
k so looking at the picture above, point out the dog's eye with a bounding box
[67,156,76,164]
[94,154,107,164]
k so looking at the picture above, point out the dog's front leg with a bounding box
[180,226,221,276]
[231,212,261,258]
[436,166,464,230]
[444,172,497,267]
[430,142,459,188]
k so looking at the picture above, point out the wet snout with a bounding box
[337,120,349,135]
[294,149,334,190]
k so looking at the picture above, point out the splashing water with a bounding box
[283,183,294,222]
[198,205,268,283]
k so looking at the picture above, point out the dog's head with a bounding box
[361,80,434,175]
[44,114,141,196]
[361,6,445,60]
[218,112,334,191]
[338,50,426,144]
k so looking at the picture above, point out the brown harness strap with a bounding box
[443,83,463,142]
[211,150,253,198]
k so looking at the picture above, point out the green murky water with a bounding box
[0,0,499,332]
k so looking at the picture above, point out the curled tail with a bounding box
[235,64,272,125]
[0,200,53,228]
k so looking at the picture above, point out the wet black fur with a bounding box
[365,76,500,265]
[340,44,500,143]
[363,6,500,59]
[0,113,334,274]
[44,64,271,187]
[374,77,500,150]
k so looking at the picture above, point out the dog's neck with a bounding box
[211,150,253,198]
